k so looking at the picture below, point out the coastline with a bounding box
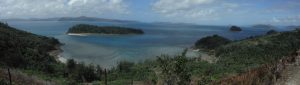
[48,45,67,63]
[67,33,90,36]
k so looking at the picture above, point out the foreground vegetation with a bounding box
[103,28,300,84]
[0,22,60,72]
[1,21,300,85]
[67,24,144,35]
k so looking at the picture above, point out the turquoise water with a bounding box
[7,21,271,68]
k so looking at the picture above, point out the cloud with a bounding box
[269,15,300,25]
[152,0,300,25]
[152,0,239,19]
[0,0,129,18]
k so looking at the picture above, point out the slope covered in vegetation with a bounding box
[0,22,104,84]
[94,28,300,85]
[0,22,60,70]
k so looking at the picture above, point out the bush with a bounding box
[157,49,191,85]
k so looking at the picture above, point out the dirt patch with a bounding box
[199,52,217,63]
[276,51,300,85]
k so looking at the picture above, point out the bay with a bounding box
[7,21,270,68]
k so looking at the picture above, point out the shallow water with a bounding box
[7,21,271,68]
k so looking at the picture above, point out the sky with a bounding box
[0,0,300,25]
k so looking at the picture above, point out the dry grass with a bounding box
[214,50,299,85]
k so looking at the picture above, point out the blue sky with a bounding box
[0,0,300,25]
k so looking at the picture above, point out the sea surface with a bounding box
[6,21,284,68]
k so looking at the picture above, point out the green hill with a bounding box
[0,22,60,69]
[96,28,300,85]
[0,22,103,84]
[195,35,232,50]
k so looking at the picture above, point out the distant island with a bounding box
[230,26,242,32]
[287,25,300,29]
[1,16,138,23]
[58,16,137,23]
[252,24,277,29]
[67,24,144,35]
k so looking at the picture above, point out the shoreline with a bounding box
[48,45,67,63]
[67,33,91,36]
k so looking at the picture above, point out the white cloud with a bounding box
[267,15,300,25]
[271,17,280,23]
[152,0,239,20]
[0,0,129,18]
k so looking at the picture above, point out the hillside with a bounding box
[0,22,62,84]
[89,28,300,85]
[0,22,104,84]
[67,24,144,35]
[0,22,60,68]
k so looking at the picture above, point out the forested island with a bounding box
[1,21,300,85]
[229,26,242,32]
[67,24,144,35]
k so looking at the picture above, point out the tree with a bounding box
[83,64,96,82]
[66,59,76,72]
[117,61,134,73]
[96,65,103,81]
